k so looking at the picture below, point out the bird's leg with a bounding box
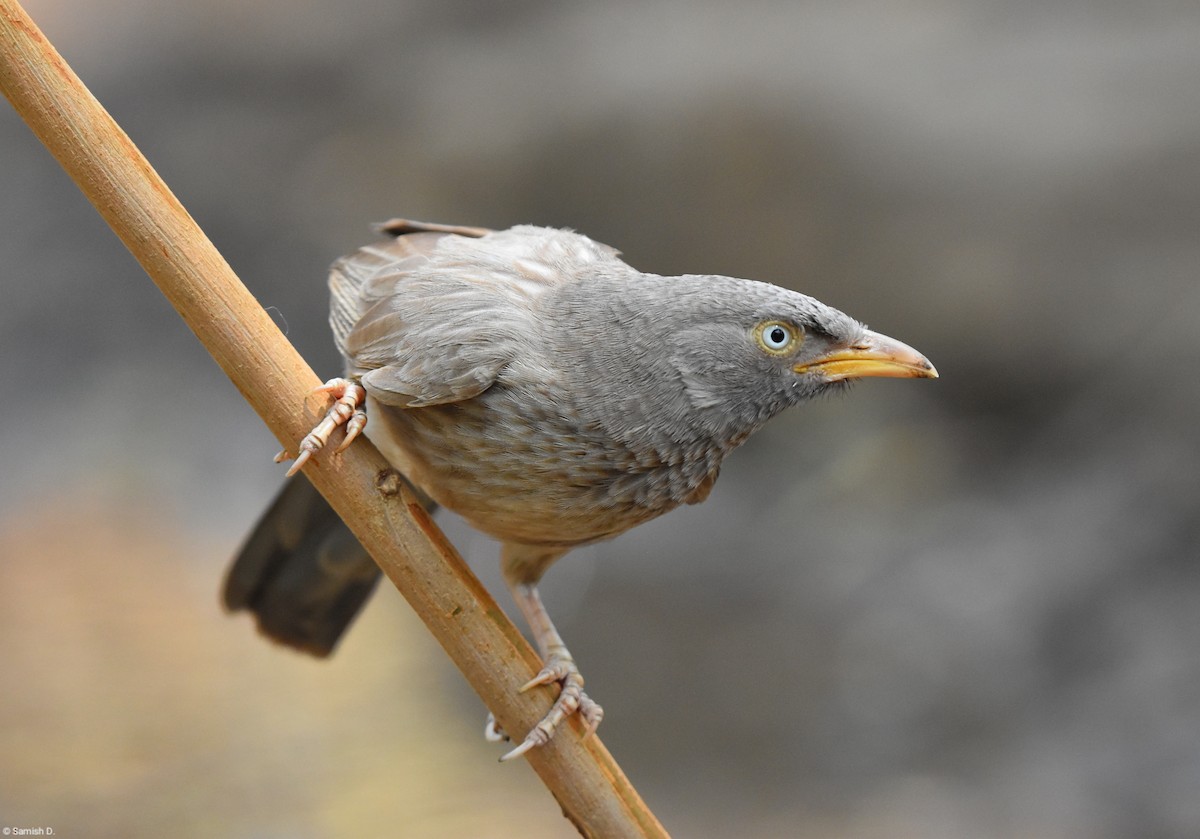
[493,578,604,761]
[274,377,368,476]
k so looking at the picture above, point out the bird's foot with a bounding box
[487,647,604,761]
[274,377,367,476]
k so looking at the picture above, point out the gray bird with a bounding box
[223,219,937,759]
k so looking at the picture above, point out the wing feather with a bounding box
[327,221,627,408]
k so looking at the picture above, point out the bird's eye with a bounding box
[755,321,800,355]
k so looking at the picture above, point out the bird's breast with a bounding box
[365,387,727,547]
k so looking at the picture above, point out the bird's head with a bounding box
[666,275,937,433]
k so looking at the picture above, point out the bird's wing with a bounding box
[329,221,624,408]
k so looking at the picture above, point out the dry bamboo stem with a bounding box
[0,2,668,836]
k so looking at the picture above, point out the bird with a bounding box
[223,218,937,760]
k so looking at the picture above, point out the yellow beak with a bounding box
[792,329,938,381]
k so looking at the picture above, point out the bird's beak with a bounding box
[792,329,938,381]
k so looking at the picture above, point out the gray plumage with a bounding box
[333,223,868,552]
[224,219,935,756]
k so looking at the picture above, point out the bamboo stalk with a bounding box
[0,3,668,836]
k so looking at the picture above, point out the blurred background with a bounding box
[3,0,1199,836]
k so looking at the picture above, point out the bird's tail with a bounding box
[223,475,422,657]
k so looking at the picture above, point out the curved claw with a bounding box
[484,713,507,743]
[500,734,541,762]
[285,447,314,477]
[334,409,368,453]
[520,663,569,693]
[579,695,604,739]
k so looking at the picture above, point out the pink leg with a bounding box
[492,580,604,761]
[274,377,368,476]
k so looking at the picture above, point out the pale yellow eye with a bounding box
[755,321,801,355]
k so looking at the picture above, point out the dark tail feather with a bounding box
[223,475,381,658]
